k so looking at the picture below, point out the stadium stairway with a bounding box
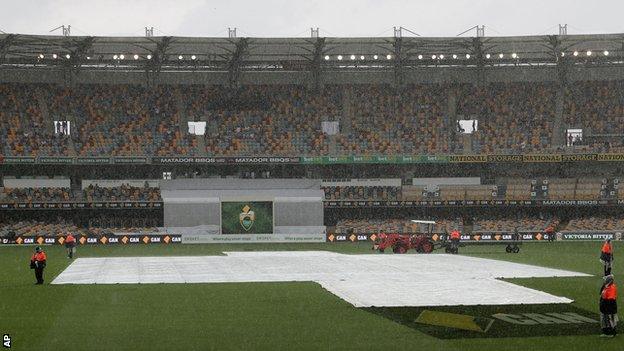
[551,85,566,147]
[35,88,53,135]
[36,87,76,156]
[174,87,207,156]
[174,87,189,138]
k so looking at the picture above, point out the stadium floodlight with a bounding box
[52,54,58,59]
[38,54,44,59]
[86,56,91,60]
[439,54,444,59]
[324,55,330,60]
[147,54,152,60]
[511,53,517,59]
[337,55,343,60]
[113,54,118,60]
[561,52,565,57]
[133,54,139,60]
[178,55,183,60]
[604,50,609,56]
[465,53,470,59]
[452,54,457,59]
[418,54,423,60]
[431,54,437,59]
[360,55,365,60]
[350,55,355,60]
[386,54,392,60]
[373,54,378,60]
[65,54,70,59]
[411,220,436,224]
[498,53,504,58]
[119,54,125,60]
[485,53,491,59]
[573,51,578,56]
[586,50,592,56]
[191,55,197,60]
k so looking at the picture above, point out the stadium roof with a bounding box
[1,33,623,73]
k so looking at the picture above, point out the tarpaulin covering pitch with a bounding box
[51,251,589,307]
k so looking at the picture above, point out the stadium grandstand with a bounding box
[2,31,624,240]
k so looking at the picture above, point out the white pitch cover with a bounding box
[52,251,589,307]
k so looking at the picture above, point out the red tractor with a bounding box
[372,233,435,254]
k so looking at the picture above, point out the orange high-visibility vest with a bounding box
[602,283,617,300]
[602,242,613,254]
[31,251,47,262]
[66,234,76,243]
[450,231,461,240]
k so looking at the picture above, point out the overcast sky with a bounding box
[1,0,623,38]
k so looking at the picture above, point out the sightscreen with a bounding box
[221,202,273,234]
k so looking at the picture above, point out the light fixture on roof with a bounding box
[113,54,118,60]
[65,54,70,59]
[86,56,91,60]
[485,53,491,59]
[324,55,330,60]
[350,54,355,60]
[439,54,444,59]
[133,54,139,60]
[604,50,609,56]
[573,51,578,56]
[560,52,565,57]
[418,54,423,60]
[511,53,517,59]
[465,53,470,59]
[191,55,197,60]
[52,54,58,59]
[337,55,343,60]
[178,55,183,60]
[360,55,365,60]
[431,54,437,59]
[452,54,457,59]
[38,54,44,59]
[119,54,125,60]
[386,54,392,60]
[586,50,592,56]
[498,53,504,58]
[373,54,378,60]
[147,54,152,60]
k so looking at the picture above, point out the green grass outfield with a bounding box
[0,242,622,350]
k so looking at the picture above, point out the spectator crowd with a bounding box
[2,81,624,158]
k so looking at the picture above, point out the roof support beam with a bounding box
[308,37,325,91]
[470,37,486,85]
[392,37,404,91]
[144,36,173,86]
[227,38,249,89]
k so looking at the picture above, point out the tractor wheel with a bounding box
[512,246,520,253]
[421,241,434,253]
[505,245,513,253]
[393,245,407,254]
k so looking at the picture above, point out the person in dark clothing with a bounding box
[30,246,47,285]
[600,274,618,337]
[601,239,614,276]
[545,225,555,242]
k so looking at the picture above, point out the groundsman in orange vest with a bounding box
[601,239,614,276]
[30,246,47,285]
[600,274,618,337]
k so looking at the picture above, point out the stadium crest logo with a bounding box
[239,205,256,231]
